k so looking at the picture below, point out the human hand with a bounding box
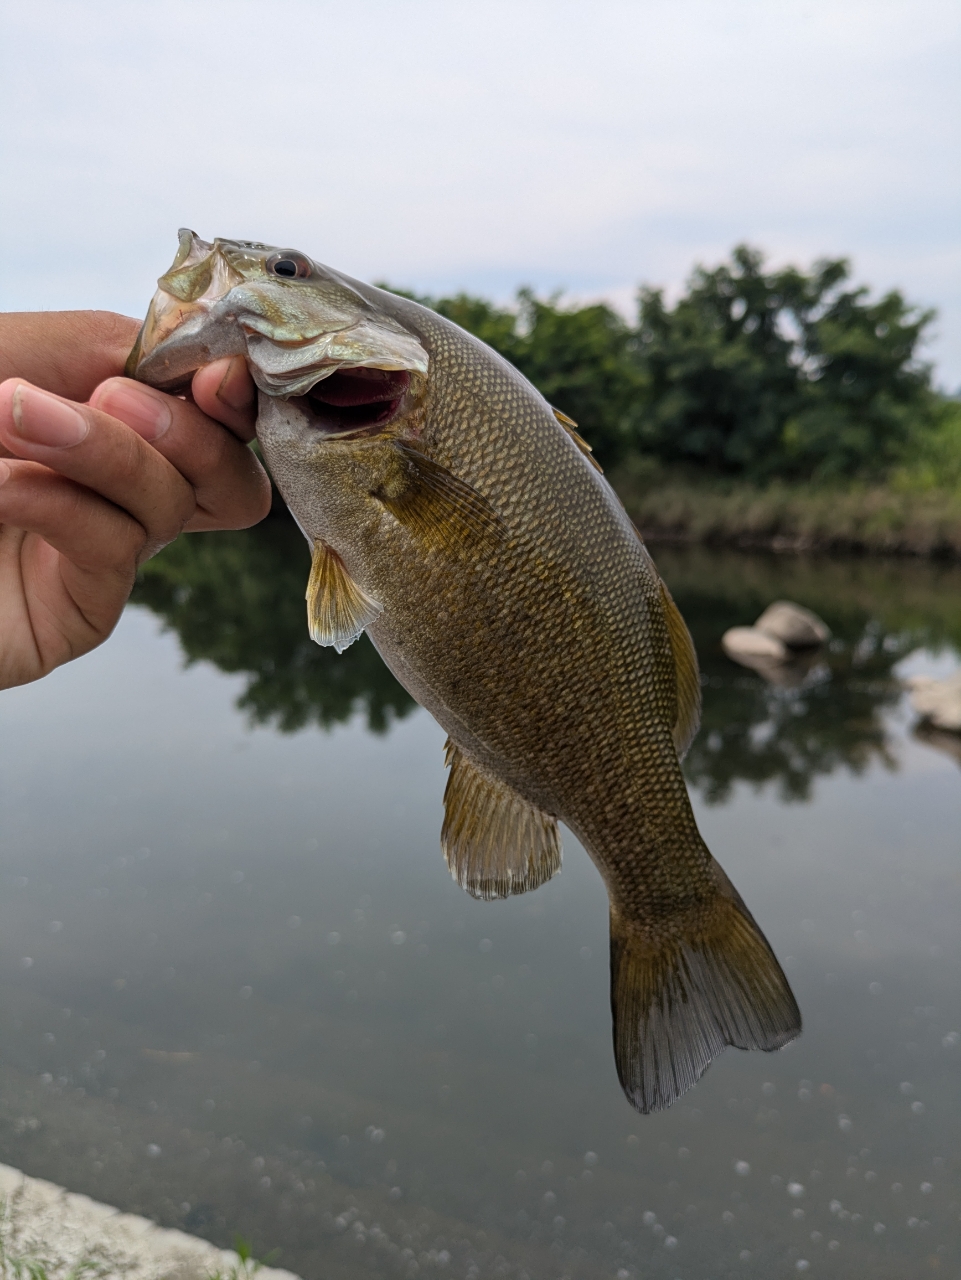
[0,310,270,690]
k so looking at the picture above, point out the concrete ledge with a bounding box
[0,1162,301,1280]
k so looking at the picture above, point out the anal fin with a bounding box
[442,740,561,900]
[306,540,382,653]
[610,866,801,1114]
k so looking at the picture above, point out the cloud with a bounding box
[2,0,958,383]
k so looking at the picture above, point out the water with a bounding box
[0,521,958,1279]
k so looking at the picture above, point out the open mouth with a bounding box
[299,367,412,435]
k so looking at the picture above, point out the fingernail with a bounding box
[93,380,172,441]
[11,385,89,448]
[216,357,255,411]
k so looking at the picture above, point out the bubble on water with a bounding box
[552,1215,565,1231]
[287,915,301,929]
[146,1144,161,1158]
[542,1191,556,1205]
[911,1101,925,1114]
[787,1182,805,1198]
[388,1186,401,1200]
[838,1115,853,1132]
[899,1081,914,1095]
[792,1208,805,1220]
[873,1222,885,1234]
[865,1171,877,1182]
[795,1262,810,1273]
[338,1135,349,1148]
[238,986,253,999]
[540,1160,553,1174]
[828,1240,840,1251]
[390,931,406,945]
[327,932,340,946]
[829,1200,842,1214]
[260,1176,271,1190]
[617,1271,630,1280]
[943,1031,960,1047]
[583,1151,598,1165]
[739,1250,751,1261]
[678,1148,690,1160]
[868,982,882,995]
[734,1160,751,1176]
[920,1182,933,1194]
[20,958,33,970]
[761,1082,775,1096]
[479,938,493,952]
[626,1134,638,1146]
[48,921,63,934]
[810,1231,822,1243]
[369,1128,385,1144]
[722,1210,734,1223]
[642,1211,657,1226]
[664,1235,677,1249]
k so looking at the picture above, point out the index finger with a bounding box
[0,311,140,401]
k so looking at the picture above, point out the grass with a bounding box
[610,456,961,557]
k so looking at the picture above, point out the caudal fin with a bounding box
[610,872,801,1114]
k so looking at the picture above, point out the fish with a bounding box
[128,230,801,1112]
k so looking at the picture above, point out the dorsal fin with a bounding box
[628,521,701,758]
[441,740,561,900]
[306,540,382,653]
[552,407,604,473]
[658,578,702,758]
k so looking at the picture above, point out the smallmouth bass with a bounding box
[129,231,801,1112]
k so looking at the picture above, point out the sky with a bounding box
[2,0,959,386]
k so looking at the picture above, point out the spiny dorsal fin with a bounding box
[552,407,604,473]
[658,578,702,758]
[373,443,505,557]
[441,739,561,900]
[306,540,382,653]
[609,866,801,1114]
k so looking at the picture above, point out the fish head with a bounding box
[127,230,429,438]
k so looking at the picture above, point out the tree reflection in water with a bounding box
[132,512,416,734]
[133,512,961,794]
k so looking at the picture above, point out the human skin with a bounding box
[0,310,267,690]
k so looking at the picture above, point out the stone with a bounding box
[721,626,789,663]
[754,601,830,649]
[905,671,961,732]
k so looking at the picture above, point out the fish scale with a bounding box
[130,231,801,1113]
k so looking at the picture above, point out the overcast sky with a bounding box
[2,0,959,385]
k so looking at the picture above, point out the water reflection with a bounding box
[0,537,957,1278]
[134,519,961,798]
[133,514,416,734]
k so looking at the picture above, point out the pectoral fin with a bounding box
[306,540,382,653]
[441,740,561,900]
[373,444,505,557]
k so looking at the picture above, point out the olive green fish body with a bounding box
[131,233,801,1112]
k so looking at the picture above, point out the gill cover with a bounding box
[127,230,429,397]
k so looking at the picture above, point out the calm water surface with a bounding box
[0,525,958,1279]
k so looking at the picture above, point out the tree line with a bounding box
[399,245,953,483]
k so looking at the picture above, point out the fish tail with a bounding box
[609,865,801,1114]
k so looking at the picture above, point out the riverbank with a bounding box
[0,1163,300,1280]
[611,458,961,557]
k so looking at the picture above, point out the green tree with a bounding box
[631,245,938,480]
[402,246,941,482]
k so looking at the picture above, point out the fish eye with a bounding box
[266,252,312,280]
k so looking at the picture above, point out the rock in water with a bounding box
[754,601,830,649]
[906,672,961,732]
[721,627,789,663]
